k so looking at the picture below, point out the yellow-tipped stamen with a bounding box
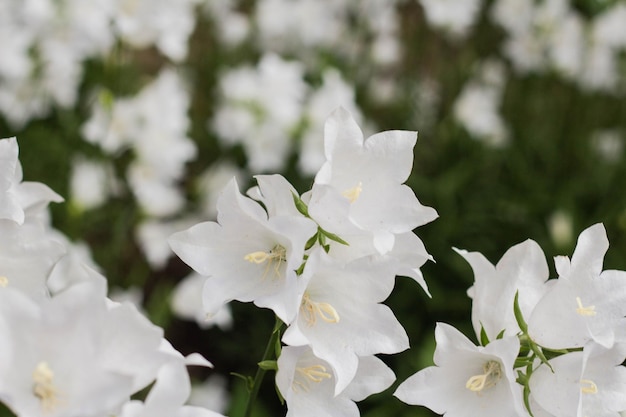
[580,379,598,394]
[575,296,597,317]
[0,276,8,287]
[293,365,332,392]
[342,182,363,203]
[33,361,59,412]
[466,360,502,393]
[243,245,286,280]
[300,293,340,326]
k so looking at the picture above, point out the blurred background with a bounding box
[2,0,626,415]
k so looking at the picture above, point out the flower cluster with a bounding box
[169,108,438,416]
[395,223,626,416]
[0,136,224,417]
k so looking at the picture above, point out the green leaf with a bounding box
[479,324,490,346]
[304,233,318,250]
[292,192,309,217]
[320,229,349,246]
[513,291,528,334]
[496,329,506,340]
[258,360,278,371]
[530,343,554,373]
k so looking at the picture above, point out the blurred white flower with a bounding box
[211,54,307,173]
[70,157,115,211]
[188,374,230,415]
[591,129,624,163]
[453,60,509,147]
[171,272,233,330]
[418,0,483,39]
[298,69,364,176]
[197,161,246,219]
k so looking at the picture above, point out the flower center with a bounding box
[580,379,598,394]
[575,296,597,317]
[300,293,340,326]
[293,364,332,393]
[341,182,363,203]
[0,276,8,287]
[466,360,502,393]
[244,244,286,280]
[33,361,59,412]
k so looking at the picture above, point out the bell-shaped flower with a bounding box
[528,224,626,349]
[529,342,626,417]
[0,280,169,417]
[456,238,550,341]
[169,178,317,323]
[276,345,395,417]
[0,137,63,225]
[310,107,437,255]
[283,249,408,394]
[394,322,527,417]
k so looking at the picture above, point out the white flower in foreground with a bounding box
[312,107,437,255]
[0,281,168,417]
[529,343,626,417]
[528,223,626,349]
[457,238,550,341]
[283,250,408,394]
[276,346,395,417]
[394,323,527,417]
[169,178,317,323]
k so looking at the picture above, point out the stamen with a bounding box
[580,379,598,394]
[575,297,597,316]
[300,293,340,326]
[293,365,332,392]
[244,245,286,280]
[33,361,59,411]
[0,276,8,287]
[342,182,363,203]
[466,360,502,393]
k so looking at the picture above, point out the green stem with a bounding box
[243,317,284,417]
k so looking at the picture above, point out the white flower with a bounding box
[528,224,626,349]
[311,107,437,255]
[529,343,626,417]
[456,238,550,341]
[283,250,408,394]
[0,281,168,417]
[276,346,395,417]
[394,323,527,417]
[418,0,483,39]
[69,157,115,211]
[169,178,317,323]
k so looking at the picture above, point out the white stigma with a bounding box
[341,182,363,203]
[244,244,286,280]
[293,364,332,393]
[575,296,597,317]
[33,361,59,412]
[466,360,502,393]
[300,293,340,326]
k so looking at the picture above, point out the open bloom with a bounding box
[283,250,408,394]
[394,323,527,417]
[456,238,550,341]
[169,178,317,323]
[276,346,395,417]
[310,107,437,255]
[528,223,626,349]
[529,342,626,417]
